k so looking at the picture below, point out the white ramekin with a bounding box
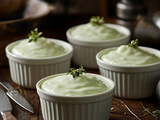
[96,46,160,99]
[5,38,73,89]
[66,23,131,69]
[36,73,115,120]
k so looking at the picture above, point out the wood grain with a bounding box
[0,66,159,120]
[2,112,17,120]
[0,14,160,120]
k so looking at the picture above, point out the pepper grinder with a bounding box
[116,0,146,33]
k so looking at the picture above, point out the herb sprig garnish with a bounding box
[89,16,104,26]
[139,102,160,120]
[67,65,86,78]
[128,39,139,48]
[28,28,43,43]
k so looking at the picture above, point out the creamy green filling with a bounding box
[11,37,67,58]
[101,45,160,65]
[70,23,125,40]
[41,74,109,96]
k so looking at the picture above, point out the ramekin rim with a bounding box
[36,73,115,99]
[96,46,160,68]
[5,38,73,61]
[66,23,131,43]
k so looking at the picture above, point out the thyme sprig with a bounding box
[28,28,43,43]
[140,102,160,120]
[128,39,139,48]
[67,65,86,78]
[89,16,104,26]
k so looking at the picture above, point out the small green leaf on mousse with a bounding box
[67,65,86,78]
[89,16,105,26]
[128,39,139,48]
[28,28,43,43]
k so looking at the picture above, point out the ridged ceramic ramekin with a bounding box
[66,23,131,69]
[96,46,160,99]
[36,73,115,120]
[5,39,73,89]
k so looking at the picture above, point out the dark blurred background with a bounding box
[0,0,160,65]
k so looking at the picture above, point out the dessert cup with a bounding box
[36,73,115,120]
[66,23,131,69]
[6,38,73,89]
[96,46,160,99]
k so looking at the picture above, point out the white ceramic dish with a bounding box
[6,38,73,89]
[36,73,115,120]
[66,23,131,69]
[96,46,160,99]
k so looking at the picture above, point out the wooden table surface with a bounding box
[0,14,160,120]
[0,65,159,120]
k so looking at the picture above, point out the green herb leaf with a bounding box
[128,39,139,48]
[152,110,160,119]
[28,28,43,43]
[140,102,160,120]
[67,65,86,78]
[89,16,104,26]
